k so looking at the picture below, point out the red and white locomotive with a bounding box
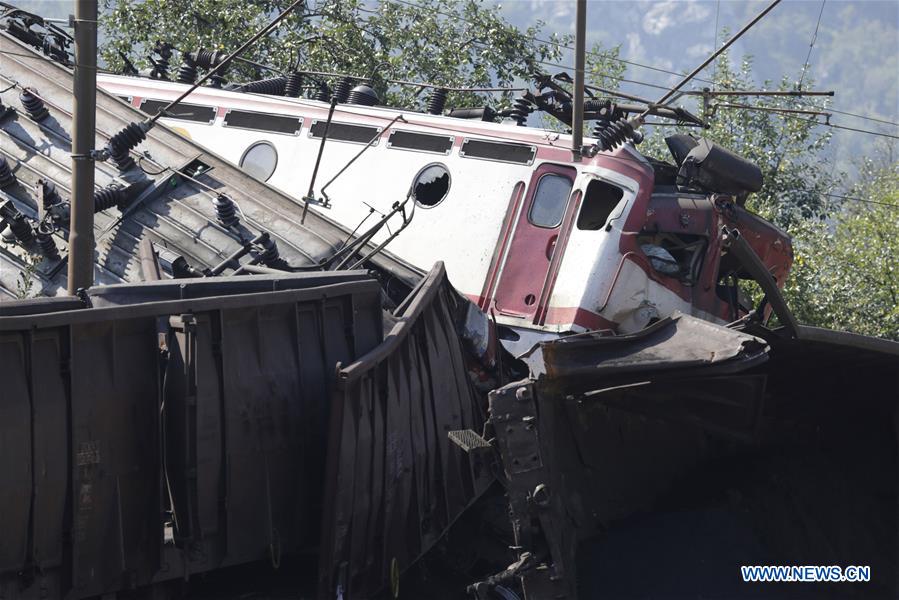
[98,73,792,345]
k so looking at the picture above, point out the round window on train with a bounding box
[239,141,278,182]
[410,163,450,208]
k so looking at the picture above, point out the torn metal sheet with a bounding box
[319,262,493,599]
[475,318,899,600]
[521,311,769,383]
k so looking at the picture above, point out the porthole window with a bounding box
[239,141,278,182]
[411,163,451,208]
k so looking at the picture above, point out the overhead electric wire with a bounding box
[822,193,899,209]
[827,123,899,140]
[822,107,898,128]
[712,103,899,140]
[797,0,826,90]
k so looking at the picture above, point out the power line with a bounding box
[828,123,899,140]
[824,108,899,128]
[797,0,826,90]
[712,102,899,141]
[823,192,899,209]
[356,1,682,94]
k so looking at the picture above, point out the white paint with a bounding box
[99,75,721,335]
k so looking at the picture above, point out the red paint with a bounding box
[491,163,577,321]
[534,190,581,325]
[479,181,526,311]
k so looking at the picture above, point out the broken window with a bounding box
[528,174,572,228]
[637,232,706,284]
[411,163,451,207]
[577,178,624,230]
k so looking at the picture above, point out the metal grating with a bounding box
[309,120,381,144]
[223,109,303,135]
[387,129,454,154]
[139,98,217,123]
[460,138,536,165]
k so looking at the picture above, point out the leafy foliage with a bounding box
[100,0,568,111]
[785,160,899,340]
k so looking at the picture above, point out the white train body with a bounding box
[97,75,791,342]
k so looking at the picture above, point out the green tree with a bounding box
[785,159,899,340]
[100,0,569,112]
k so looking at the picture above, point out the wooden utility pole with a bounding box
[571,0,586,161]
[68,0,98,294]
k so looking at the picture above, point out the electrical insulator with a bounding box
[176,53,198,84]
[35,222,59,260]
[105,121,149,171]
[314,83,331,102]
[93,184,127,213]
[39,179,63,209]
[192,49,228,87]
[426,88,448,115]
[240,77,287,95]
[20,87,49,121]
[0,156,16,189]
[8,214,35,245]
[257,236,279,266]
[509,96,533,126]
[332,78,352,103]
[213,193,239,228]
[284,72,303,98]
[148,41,172,80]
[592,119,641,152]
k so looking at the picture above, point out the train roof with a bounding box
[0,30,421,299]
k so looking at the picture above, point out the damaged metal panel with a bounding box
[0,273,384,600]
[319,263,493,599]
[477,314,775,600]
[522,312,769,384]
[477,314,899,599]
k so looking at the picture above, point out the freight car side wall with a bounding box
[319,262,494,599]
[0,274,383,600]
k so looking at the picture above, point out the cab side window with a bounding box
[577,179,624,230]
[528,174,573,228]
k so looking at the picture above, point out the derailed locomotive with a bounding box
[1,5,898,600]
